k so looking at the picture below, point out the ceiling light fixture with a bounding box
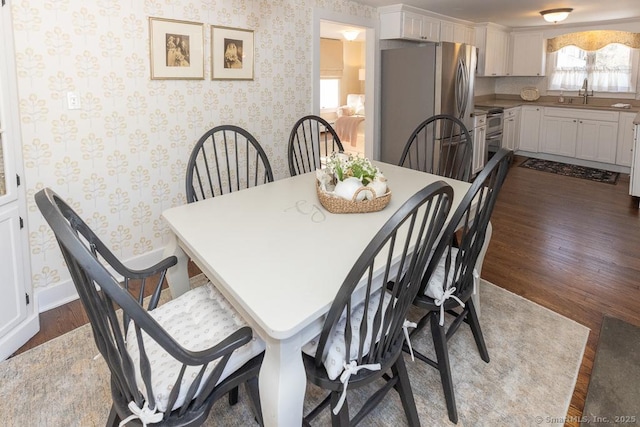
[342,30,359,41]
[540,8,573,23]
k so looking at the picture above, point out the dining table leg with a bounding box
[163,234,191,298]
[259,335,307,427]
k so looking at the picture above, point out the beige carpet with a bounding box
[0,278,589,426]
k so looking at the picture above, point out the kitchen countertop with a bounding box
[475,96,640,124]
[476,99,640,112]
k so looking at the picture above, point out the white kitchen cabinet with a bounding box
[475,23,510,76]
[440,20,454,42]
[379,6,440,42]
[616,112,636,166]
[540,116,578,157]
[440,20,475,45]
[540,107,619,164]
[510,32,546,77]
[576,120,618,164]
[519,106,542,152]
[503,107,520,151]
[472,113,487,174]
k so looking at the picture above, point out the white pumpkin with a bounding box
[366,176,388,199]
[334,177,366,201]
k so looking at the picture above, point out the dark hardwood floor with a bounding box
[12,155,640,426]
[482,155,640,426]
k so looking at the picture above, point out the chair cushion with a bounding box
[423,247,479,300]
[302,290,391,380]
[424,247,459,301]
[126,282,265,413]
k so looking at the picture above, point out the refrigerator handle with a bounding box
[456,57,469,121]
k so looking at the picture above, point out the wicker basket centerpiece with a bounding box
[316,153,391,214]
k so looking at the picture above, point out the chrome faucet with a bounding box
[578,78,593,104]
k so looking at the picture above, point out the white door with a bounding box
[0,0,37,360]
[0,202,26,338]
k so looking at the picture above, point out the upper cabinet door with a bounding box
[511,32,546,77]
[441,21,475,45]
[380,7,440,42]
[475,23,510,76]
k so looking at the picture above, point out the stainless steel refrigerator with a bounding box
[380,42,476,164]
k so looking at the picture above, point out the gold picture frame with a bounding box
[149,17,204,80]
[211,26,254,80]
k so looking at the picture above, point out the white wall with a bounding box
[474,77,496,96]
[11,0,374,310]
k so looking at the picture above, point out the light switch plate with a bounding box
[67,92,81,110]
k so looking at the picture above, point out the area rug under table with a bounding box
[519,158,619,184]
[0,278,590,426]
[581,316,640,426]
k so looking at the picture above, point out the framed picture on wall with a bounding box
[211,26,254,80]
[149,17,205,80]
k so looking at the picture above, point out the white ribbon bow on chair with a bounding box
[473,268,480,295]
[333,360,381,415]
[402,319,417,361]
[118,401,164,427]
[434,287,465,326]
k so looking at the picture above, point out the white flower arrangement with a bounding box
[316,153,388,201]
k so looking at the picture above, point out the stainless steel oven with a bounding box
[486,107,503,153]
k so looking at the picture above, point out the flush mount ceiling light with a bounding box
[342,30,359,41]
[540,8,573,23]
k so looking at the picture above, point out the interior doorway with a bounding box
[313,10,376,161]
[319,21,367,158]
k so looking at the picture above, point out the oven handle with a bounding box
[486,133,503,141]
[486,112,503,119]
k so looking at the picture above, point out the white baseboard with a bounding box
[35,247,166,313]
[516,150,631,174]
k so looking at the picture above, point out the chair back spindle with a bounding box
[186,124,273,202]
[288,115,344,176]
[399,114,473,182]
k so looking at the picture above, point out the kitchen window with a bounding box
[546,31,640,93]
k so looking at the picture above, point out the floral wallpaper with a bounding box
[11,0,374,307]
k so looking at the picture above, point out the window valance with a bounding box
[547,31,640,53]
[320,38,343,78]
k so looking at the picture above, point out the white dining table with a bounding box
[161,161,472,427]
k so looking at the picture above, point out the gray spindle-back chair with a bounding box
[186,125,273,203]
[398,114,473,182]
[35,188,265,426]
[409,148,513,423]
[288,115,344,176]
[301,181,454,426]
